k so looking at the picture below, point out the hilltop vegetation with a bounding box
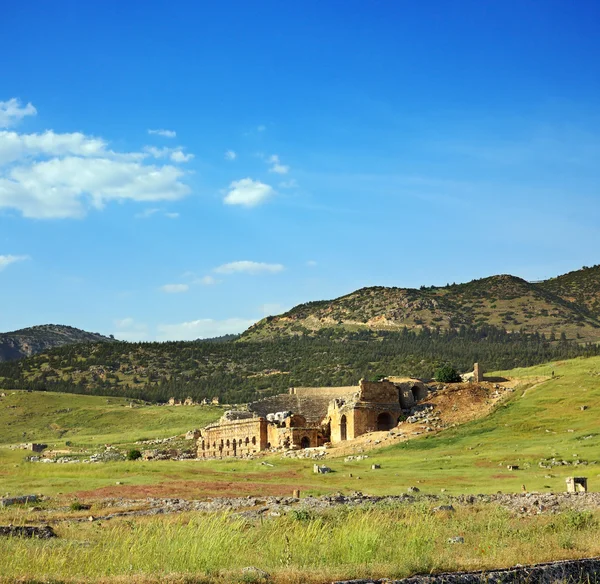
[0,326,598,404]
[0,324,113,362]
[243,269,600,342]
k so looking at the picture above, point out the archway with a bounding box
[377,412,394,431]
[411,386,420,402]
[340,415,347,441]
[300,436,311,449]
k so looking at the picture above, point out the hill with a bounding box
[242,271,600,342]
[539,264,600,319]
[0,324,113,362]
[0,325,598,404]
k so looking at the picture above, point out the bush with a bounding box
[434,364,461,383]
[126,449,142,461]
[70,501,90,511]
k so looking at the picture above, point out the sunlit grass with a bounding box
[1,505,599,583]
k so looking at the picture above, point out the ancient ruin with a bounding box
[197,377,429,458]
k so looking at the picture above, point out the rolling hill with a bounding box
[242,268,600,342]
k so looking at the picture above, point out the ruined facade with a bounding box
[325,378,428,442]
[197,377,429,458]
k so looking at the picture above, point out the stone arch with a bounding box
[411,386,420,402]
[377,412,395,431]
[300,436,311,449]
[245,437,249,446]
[252,436,256,445]
[340,415,347,441]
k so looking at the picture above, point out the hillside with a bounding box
[0,326,598,404]
[540,264,600,319]
[0,324,113,362]
[242,271,600,342]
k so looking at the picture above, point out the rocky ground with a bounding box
[4,491,600,525]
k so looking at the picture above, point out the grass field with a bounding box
[1,356,600,583]
[1,356,599,499]
[1,503,599,583]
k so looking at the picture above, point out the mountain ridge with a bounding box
[242,268,600,342]
[0,324,114,362]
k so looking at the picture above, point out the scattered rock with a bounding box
[0,525,56,539]
[448,536,465,544]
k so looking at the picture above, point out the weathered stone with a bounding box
[0,525,56,539]
[0,495,39,507]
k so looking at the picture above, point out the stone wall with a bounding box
[198,418,267,458]
[333,557,600,584]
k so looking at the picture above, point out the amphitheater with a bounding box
[197,377,429,458]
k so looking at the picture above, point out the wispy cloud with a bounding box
[197,275,219,286]
[306,260,317,267]
[147,128,176,138]
[279,179,298,189]
[160,283,189,293]
[214,260,284,275]
[0,254,29,271]
[223,178,275,207]
[134,208,179,219]
[0,98,37,128]
[225,150,237,161]
[268,154,290,174]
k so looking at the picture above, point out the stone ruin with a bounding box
[197,376,431,458]
[566,476,588,493]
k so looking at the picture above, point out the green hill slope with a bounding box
[540,264,600,319]
[243,272,600,342]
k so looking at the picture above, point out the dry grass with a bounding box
[1,504,599,583]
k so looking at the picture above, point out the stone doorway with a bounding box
[377,412,394,431]
[300,436,311,449]
[340,415,347,441]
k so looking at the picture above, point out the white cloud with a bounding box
[214,260,284,275]
[156,317,256,341]
[170,150,194,163]
[225,150,237,161]
[148,128,176,138]
[0,102,192,219]
[0,254,29,271]
[197,275,219,286]
[223,177,275,207]
[143,145,193,163]
[268,154,290,175]
[0,98,37,128]
[257,125,266,132]
[306,260,317,267]
[135,208,160,219]
[160,283,189,293]
[279,179,298,189]
[135,208,180,219]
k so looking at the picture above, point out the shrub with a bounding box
[434,365,461,383]
[127,449,142,461]
[70,501,90,511]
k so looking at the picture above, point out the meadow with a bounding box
[1,356,600,582]
[1,503,599,583]
[2,356,600,498]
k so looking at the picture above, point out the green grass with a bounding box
[1,504,599,583]
[1,355,600,498]
[0,390,222,448]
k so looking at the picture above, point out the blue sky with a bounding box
[1,1,599,340]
